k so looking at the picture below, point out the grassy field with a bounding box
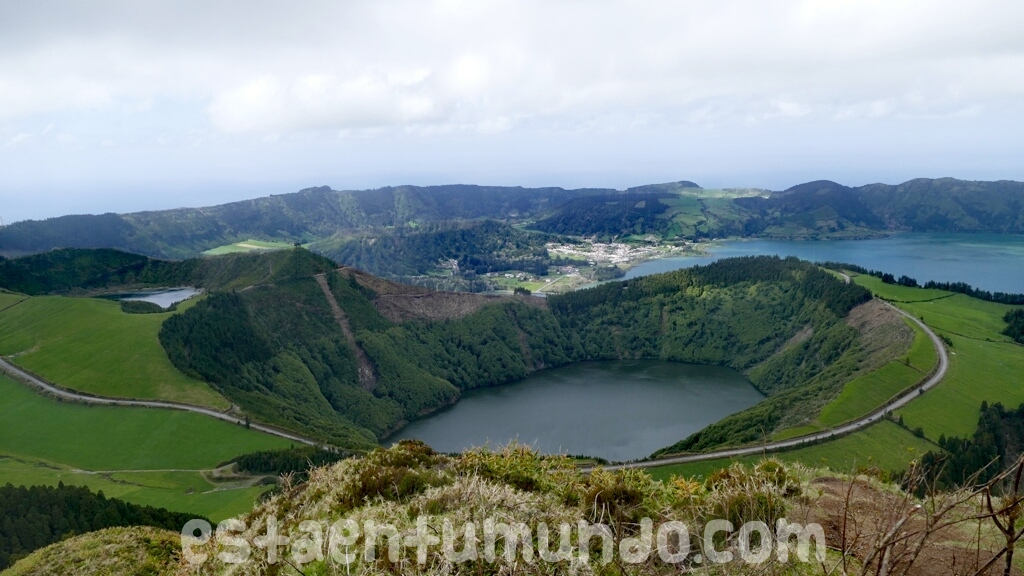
[816,318,937,427]
[648,420,937,482]
[0,457,270,522]
[0,374,291,520]
[849,274,953,302]
[202,239,295,256]
[0,291,27,311]
[0,294,227,408]
[852,274,1024,441]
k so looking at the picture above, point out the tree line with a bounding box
[818,261,1024,305]
[232,446,348,480]
[0,482,202,570]
[913,401,1024,494]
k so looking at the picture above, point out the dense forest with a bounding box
[0,248,184,295]
[0,482,202,570]
[156,249,872,453]
[232,446,348,479]
[531,193,678,238]
[0,247,344,296]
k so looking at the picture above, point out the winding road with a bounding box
[599,300,949,471]
[0,358,321,447]
[1,289,947,471]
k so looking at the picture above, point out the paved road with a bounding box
[597,300,949,471]
[0,358,320,447]
[2,284,946,471]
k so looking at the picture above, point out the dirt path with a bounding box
[314,273,377,390]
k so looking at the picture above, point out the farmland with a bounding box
[0,373,290,520]
[0,294,227,409]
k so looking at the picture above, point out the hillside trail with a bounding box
[313,273,377,390]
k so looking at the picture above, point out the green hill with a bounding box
[536,178,1024,239]
[3,178,1021,259]
[0,185,616,259]
[735,178,1024,238]
[155,250,878,452]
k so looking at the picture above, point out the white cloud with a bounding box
[2,0,1024,222]
[5,133,32,147]
[0,0,1021,136]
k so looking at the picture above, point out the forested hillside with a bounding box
[0,247,337,295]
[736,178,1024,237]
[2,178,1021,259]
[0,185,614,258]
[312,220,569,290]
[153,249,874,453]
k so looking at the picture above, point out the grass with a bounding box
[648,421,937,482]
[653,276,1023,484]
[0,374,291,520]
[0,457,268,522]
[0,374,289,470]
[851,273,953,302]
[0,294,227,408]
[202,238,295,256]
[851,274,1024,441]
[0,291,27,311]
[816,318,936,427]
[897,334,1024,440]
[898,295,1019,342]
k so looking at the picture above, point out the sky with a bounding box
[1,0,1023,223]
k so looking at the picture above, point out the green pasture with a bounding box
[0,294,227,408]
[853,273,955,302]
[0,374,289,470]
[0,374,290,520]
[0,457,268,522]
[852,274,1024,441]
[0,291,27,311]
[897,334,1024,441]
[816,318,937,427]
[202,239,295,256]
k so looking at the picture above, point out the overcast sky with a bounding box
[1,0,1023,222]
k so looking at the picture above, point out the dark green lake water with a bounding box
[389,360,763,462]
